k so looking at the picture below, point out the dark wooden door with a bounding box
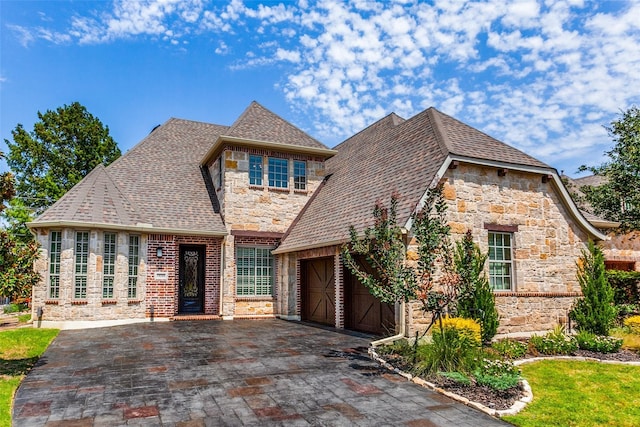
[179,246,205,313]
[343,259,396,335]
[302,257,335,325]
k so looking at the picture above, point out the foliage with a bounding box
[411,184,460,316]
[611,328,640,353]
[437,371,471,386]
[579,106,640,232]
[569,241,617,335]
[4,102,120,215]
[624,315,640,334]
[454,230,499,342]
[575,331,623,353]
[2,303,28,314]
[474,358,520,390]
[503,360,640,427]
[432,316,481,347]
[617,304,640,323]
[17,314,31,324]
[341,194,418,304]
[415,318,482,375]
[0,231,40,302]
[0,328,59,427]
[607,270,640,306]
[491,339,528,359]
[0,151,14,213]
[2,198,34,245]
[529,325,578,355]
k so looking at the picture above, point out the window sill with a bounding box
[71,300,88,305]
[235,296,275,302]
[249,185,264,190]
[293,189,309,195]
[268,187,289,193]
[101,299,117,305]
[127,299,142,305]
[44,300,59,305]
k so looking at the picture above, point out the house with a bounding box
[565,175,639,272]
[28,101,607,335]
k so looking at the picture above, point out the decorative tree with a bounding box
[579,106,640,232]
[454,230,499,343]
[569,241,617,335]
[0,150,40,302]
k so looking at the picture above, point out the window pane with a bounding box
[103,233,116,298]
[235,247,273,296]
[268,158,288,188]
[294,160,306,190]
[488,232,513,291]
[74,232,89,299]
[49,231,62,299]
[128,236,139,299]
[249,155,263,186]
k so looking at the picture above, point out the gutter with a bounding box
[27,220,228,238]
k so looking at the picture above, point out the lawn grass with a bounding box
[0,328,58,427]
[503,360,640,427]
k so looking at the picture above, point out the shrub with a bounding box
[624,315,640,334]
[529,325,578,355]
[454,231,500,343]
[416,318,483,375]
[2,303,28,314]
[569,241,617,335]
[474,358,521,390]
[432,316,482,347]
[492,339,528,359]
[607,270,640,305]
[438,371,471,386]
[575,331,623,353]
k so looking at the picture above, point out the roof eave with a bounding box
[272,238,347,255]
[201,136,337,166]
[27,220,228,237]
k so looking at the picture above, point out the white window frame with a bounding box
[48,231,62,299]
[236,246,274,297]
[293,160,307,190]
[268,157,288,189]
[128,235,140,299]
[488,231,514,291]
[249,155,263,186]
[103,232,116,299]
[74,231,89,299]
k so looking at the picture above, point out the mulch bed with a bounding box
[377,348,640,411]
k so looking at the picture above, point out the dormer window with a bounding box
[268,157,288,188]
[249,155,263,186]
[294,160,306,190]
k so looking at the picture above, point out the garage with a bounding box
[343,264,396,336]
[301,257,335,325]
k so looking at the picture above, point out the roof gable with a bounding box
[34,164,142,226]
[225,101,327,149]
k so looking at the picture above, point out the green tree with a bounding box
[454,230,499,343]
[569,241,617,335]
[579,106,640,231]
[0,150,40,302]
[5,102,121,214]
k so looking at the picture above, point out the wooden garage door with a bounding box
[343,260,396,336]
[301,257,335,326]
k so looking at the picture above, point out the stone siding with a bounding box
[406,163,591,335]
[32,228,148,321]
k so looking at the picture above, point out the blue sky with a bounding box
[1,0,639,178]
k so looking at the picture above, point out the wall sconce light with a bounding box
[156,247,163,258]
[497,168,507,177]
[542,174,552,183]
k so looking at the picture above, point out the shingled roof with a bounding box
[30,118,229,235]
[275,107,560,253]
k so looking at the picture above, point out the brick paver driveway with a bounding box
[13,319,508,426]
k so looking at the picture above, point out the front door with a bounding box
[179,245,205,313]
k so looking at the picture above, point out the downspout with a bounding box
[219,237,225,318]
[370,301,406,347]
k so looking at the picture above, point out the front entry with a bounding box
[179,245,205,313]
[301,257,335,326]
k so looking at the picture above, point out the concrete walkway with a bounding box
[13,319,509,426]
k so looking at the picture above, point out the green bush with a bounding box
[607,270,640,305]
[415,323,482,375]
[492,339,528,359]
[2,303,28,314]
[474,358,520,390]
[437,371,471,386]
[575,331,623,353]
[570,241,617,335]
[530,325,578,355]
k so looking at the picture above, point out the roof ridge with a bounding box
[334,112,405,150]
[425,108,451,158]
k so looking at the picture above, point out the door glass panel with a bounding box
[183,250,199,298]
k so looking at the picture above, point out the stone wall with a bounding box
[32,228,147,321]
[406,163,592,335]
